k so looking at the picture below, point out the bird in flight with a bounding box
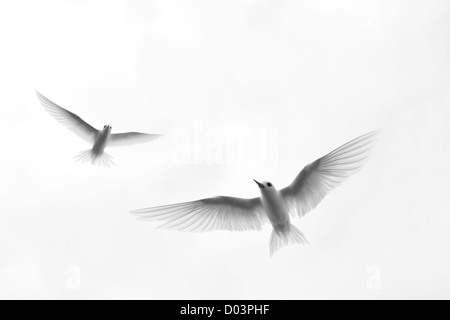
[36,91,162,166]
[131,131,378,256]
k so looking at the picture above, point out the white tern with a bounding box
[37,91,162,166]
[131,131,378,255]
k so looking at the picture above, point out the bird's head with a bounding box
[253,179,276,195]
[103,124,112,132]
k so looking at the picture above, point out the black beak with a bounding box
[253,179,264,188]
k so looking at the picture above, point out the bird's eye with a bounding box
[104,125,106,129]
[267,183,272,187]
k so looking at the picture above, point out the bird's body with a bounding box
[131,131,378,256]
[36,91,162,166]
[92,126,111,156]
[258,181,289,231]
[74,125,114,166]
[254,180,308,255]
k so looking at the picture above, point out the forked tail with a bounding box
[74,150,115,167]
[269,224,309,256]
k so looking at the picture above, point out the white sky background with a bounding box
[0,0,449,299]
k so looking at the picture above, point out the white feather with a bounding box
[280,131,379,217]
[36,91,98,144]
[108,132,162,147]
[131,196,267,232]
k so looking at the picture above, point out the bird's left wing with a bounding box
[280,131,378,218]
[108,132,162,147]
[131,196,267,232]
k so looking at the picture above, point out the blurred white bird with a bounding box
[131,131,378,256]
[37,91,162,166]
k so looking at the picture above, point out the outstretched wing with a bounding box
[36,91,98,144]
[131,196,267,232]
[280,131,378,218]
[108,132,162,147]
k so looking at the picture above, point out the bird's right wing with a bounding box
[131,196,267,232]
[280,131,378,218]
[36,91,98,144]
